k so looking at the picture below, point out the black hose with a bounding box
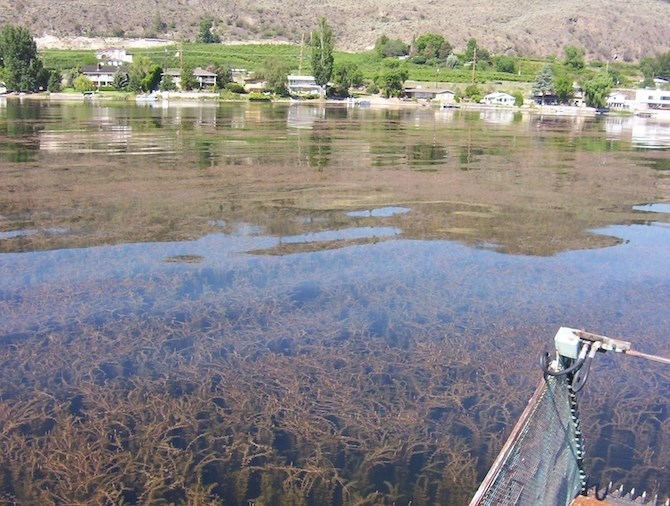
[540,343,590,378]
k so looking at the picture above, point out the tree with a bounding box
[374,59,408,98]
[513,90,524,107]
[414,33,451,61]
[128,55,153,92]
[206,64,232,88]
[657,51,670,79]
[564,46,585,71]
[464,38,478,62]
[180,63,198,90]
[73,75,95,92]
[141,64,162,92]
[260,59,291,95]
[445,54,460,69]
[331,62,363,97]
[495,55,516,74]
[374,35,409,58]
[553,72,574,104]
[47,71,62,92]
[159,74,176,91]
[583,74,613,108]
[532,64,554,104]
[196,18,221,44]
[112,70,129,90]
[310,17,334,96]
[0,24,44,92]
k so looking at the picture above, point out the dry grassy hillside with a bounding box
[2,0,670,60]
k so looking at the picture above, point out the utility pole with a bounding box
[471,46,477,83]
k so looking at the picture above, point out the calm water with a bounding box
[1,99,670,505]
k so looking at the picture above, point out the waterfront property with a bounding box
[162,67,218,89]
[81,64,129,88]
[480,92,516,106]
[287,75,322,95]
[635,88,670,111]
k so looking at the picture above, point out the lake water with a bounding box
[1,99,670,505]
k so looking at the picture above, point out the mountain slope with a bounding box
[3,0,669,60]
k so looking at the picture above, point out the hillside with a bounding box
[2,0,670,61]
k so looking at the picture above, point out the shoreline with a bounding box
[4,92,669,120]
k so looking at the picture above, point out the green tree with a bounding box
[513,90,524,107]
[159,74,176,91]
[73,74,95,92]
[532,64,554,104]
[414,33,451,61]
[47,70,62,92]
[0,24,44,92]
[374,35,409,58]
[141,64,162,92]
[583,74,613,108]
[112,70,129,90]
[374,59,408,98]
[657,51,670,78]
[564,45,585,71]
[445,54,460,69]
[128,55,153,92]
[495,55,516,74]
[260,59,291,95]
[310,17,334,96]
[553,72,574,104]
[196,18,221,44]
[464,84,482,102]
[331,62,363,97]
[180,63,198,90]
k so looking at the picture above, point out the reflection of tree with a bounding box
[1,100,43,162]
[459,128,484,169]
[407,143,447,166]
[308,129,332,170]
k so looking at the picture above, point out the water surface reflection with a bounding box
[1,100,670,505]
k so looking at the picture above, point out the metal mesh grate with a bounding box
[470,374,583,506]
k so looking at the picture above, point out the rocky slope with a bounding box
[3,0,670,60]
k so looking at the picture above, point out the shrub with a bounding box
[248,92,271,101]
[225,82,246,93]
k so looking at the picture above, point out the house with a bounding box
[606,91,632,110]
[481,92,516,106]
[287,75,322,95]
[404,87,456,101]
[0,83,6,94]
[95,48,133,66]
[635,88,670,111]
[162,68,218,89]
[81,64,129,88]
[244,77,267,93]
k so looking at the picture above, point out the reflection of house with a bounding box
[95,48,133,65]
[287,75,322,95]
[635,88,670,111]
[82,64,129,87]
[481,92,516,106]
[162,68,218,89]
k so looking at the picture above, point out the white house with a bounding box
[481,92,516,106]
[81,64,129,88]
[287,75,322,95]
[635,88,670,111]
[95,48,133,66]
[163,68,218,89]
[606,92,632,110]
